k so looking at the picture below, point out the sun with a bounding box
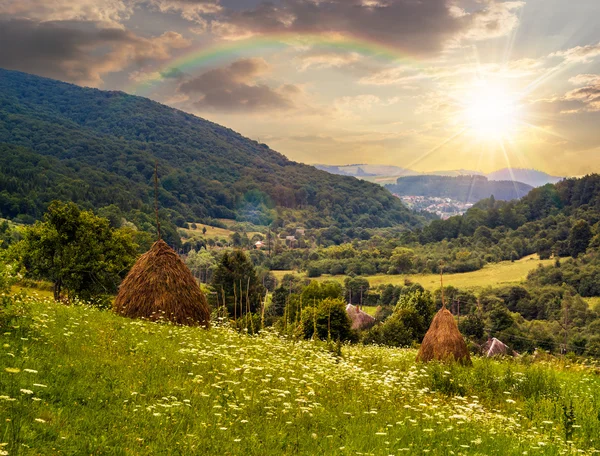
[462,82,521,140]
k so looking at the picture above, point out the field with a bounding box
[180,221,263,241]
[273,255,554,291]
[1,294,599,455]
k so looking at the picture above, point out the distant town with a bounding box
[395,195,474,219]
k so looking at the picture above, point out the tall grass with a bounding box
[1,293,599,455]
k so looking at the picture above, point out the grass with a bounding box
[1,293,600,455]
[181,222,262,241]
[273,255,554,291]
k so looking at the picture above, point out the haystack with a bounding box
[113,240,210,327]
[345,304,376,331]
[416,307,471,365]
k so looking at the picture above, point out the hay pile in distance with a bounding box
[416,307,471,365]
[113,239,210,327]
[345,304,376,331]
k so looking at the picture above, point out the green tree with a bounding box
[389,247,415,274]
[344,276,370,304]
[301,298,353,341]
[211,250,265,315]
[301,280,343,303]
[15,201,138,302]
[568,220,592,258]
[395,289,435,341]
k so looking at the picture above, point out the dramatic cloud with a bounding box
[0,0,135,26]
[456,1,525,41]
[211,0,524,54]
[178,58,298,112]
[562,84,600,113]
[147,0,222,26]
[0,19,190,85]
[551,42,600,63]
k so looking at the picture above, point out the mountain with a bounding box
[316,164,561,188]
[0,68,422,233]
[385,175,533,203]
[314,164,415,178]
[486,168,563,187]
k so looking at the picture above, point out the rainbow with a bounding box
[127,33,419,94]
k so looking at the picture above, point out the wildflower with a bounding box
[34,418,46,423]
[4,368,20,374]
[23,369,38,374]
[33,384,47,388]
[20,389,34,395]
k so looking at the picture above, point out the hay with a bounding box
[345,304,375,331]
[113,240,210,327]
[416,307,471,365]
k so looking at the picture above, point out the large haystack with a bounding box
[345,304,376,331]
[416,307,471,365]
[113,240,210,327]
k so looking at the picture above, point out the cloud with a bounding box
[0,19,191,85]
[178,58,298,112]
[334,94,399,118]
[296,49,361,71]
[550,42,600,63]
[458,1,525,41]
[147,0,222,26]
[0,0,135,27]
[562,84,600,113]
[211,0,524,55]
[569,74,600,86]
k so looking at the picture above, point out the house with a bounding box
[295,228,305,236]
[254,240,265,249]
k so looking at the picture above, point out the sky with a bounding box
[2,0,600,176]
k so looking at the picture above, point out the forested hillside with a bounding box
[0,68,421,231]
[385,175,533,202]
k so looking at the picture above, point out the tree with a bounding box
[395,290,435,341]
[15,201,138,302]
[568,220,592,258]
[186,249,216,283]
[344,276,370,304]
[301,280,343,303]
[301,298,353,341]
[211,250,265,315]
[459,314,485,340]
[389,247,415,274]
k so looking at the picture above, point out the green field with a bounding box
[274,255,554,291]
[181,221,263,242]
[1,294,599,455]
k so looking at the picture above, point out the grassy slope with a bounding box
[273,255,554,291]
[1,294,599,455]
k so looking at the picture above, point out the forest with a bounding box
[0,68,421,233]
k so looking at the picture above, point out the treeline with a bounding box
[0,68,422,233]
[385,175,533,202]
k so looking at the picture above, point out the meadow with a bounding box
[273,255,554,292]
[1,293,599,455]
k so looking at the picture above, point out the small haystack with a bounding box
[113,240,210,327]
[483,338,518,358]
[345,304,376,331]
[416,307,471,365]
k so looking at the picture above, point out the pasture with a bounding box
[273,255,555,291]
[1,293,599,455]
